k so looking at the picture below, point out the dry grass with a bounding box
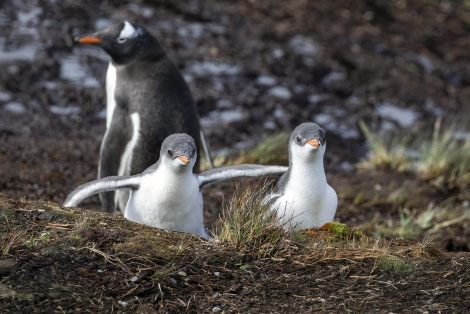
[216,180,294,257]
[1,193,467,313]
[233,132,290,166]
[358,120,413,172]
[359,119,470,193]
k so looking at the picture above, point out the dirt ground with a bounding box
[1,0,470,312]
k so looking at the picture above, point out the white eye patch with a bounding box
[117,21,141,43]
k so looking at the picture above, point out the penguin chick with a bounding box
[266,122,338,228]
[64,133,288,239]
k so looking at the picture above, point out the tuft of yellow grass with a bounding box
[358,120,412,172]
[216,180,295,257]
[359,118,470,192]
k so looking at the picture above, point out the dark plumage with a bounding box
[75,21,209,213]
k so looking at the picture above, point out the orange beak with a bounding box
[77,36,103,44]
[306,139,321,147]
[177,155,190,164]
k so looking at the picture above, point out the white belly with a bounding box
[271,175,337,228]
[114,112,140,211]
[124,171,208,238]
[105,62,117,129]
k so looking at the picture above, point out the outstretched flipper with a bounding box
[198,164,288,189]
[64,175,142,208]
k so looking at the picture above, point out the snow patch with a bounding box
[200,110,247,127]
[0,91,12,102]
[4,102,26,114]
[186,61,240,77]
[60,56,100,87]
[322,72,346,85]
[256,75,277,86]
[289,36,319,56]
[268,86,292,100]
[49,106,81,115]
[376,102,420,128]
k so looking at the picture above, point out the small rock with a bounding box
[0,259,15,276]
[130,276,139,282]
[256,75,277,86]
[212,306,222,312]
[268,86,292,100]
[4,102,26,114]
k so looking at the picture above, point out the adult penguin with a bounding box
[75,21,213,213]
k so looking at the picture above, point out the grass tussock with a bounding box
[233,132,290,166]
[200,133,289,170]
[358,120,412,172]
[376,255,414,276]
[216,180,294,257]
[369,202,470,240]
[359,119,470,193]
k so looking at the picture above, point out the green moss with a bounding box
[376,255,414,276]
[319,222,363,241]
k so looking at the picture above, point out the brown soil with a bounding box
[1,0,470,312]
[1,194,469,313]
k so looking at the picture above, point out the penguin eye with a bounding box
[296,136,302,144]
[117,37,127,44]
[167,150,174,158]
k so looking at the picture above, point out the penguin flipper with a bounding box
[198,164,288,189]
[64,175,141,208]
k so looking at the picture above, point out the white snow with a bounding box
[268,86,292,100]
[186,61,240,77]
[0,39,37,62]
[200,109,247,128]
[60,56,100,87]
[216,100,233,109]
[0,91,12,102]
[308,94,330,104]
[322,72,346,85]
[288,36,319,56]
[4,102,26,114]
[177,23,204,38]
[256,75,277,86]
[49,105,81,115]
[376,102,420,128]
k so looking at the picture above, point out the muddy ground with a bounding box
[1,0,470,312]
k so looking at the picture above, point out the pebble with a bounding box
[268,86,292,100]
[4,102,26,114]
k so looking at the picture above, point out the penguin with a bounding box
[64,133,288,239]
[265,122,338,228]
[75,20,213,214]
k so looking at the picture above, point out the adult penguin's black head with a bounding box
[75,20,164,64]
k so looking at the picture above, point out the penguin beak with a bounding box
[76,36,103,44]
[176,155,190,165]
[306,139,321,147]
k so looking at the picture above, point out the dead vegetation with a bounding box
[1,193,469,312]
